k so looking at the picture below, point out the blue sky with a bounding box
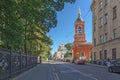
[48,0,92,54]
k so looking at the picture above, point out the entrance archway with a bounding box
[79,52,85,60]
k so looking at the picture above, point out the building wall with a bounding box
[91,0,120,60]
[54,44,67,60]
[73,44,92,61]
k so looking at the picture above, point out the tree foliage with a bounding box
[64,43,73,58]
[65,43,73,51]
[0,0,76,56]
[64,52,72,58]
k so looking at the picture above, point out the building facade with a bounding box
[72,8,92,61]
[91,0,120,61]
[54,44,67,60]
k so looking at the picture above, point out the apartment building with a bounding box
[91,0,120,61]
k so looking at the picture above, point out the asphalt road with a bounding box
[11,61,120,80]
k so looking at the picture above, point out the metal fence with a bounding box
[0,48,38,80]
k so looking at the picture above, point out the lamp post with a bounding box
[7,45,12,77]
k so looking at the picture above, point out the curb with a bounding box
[86,63,107,69]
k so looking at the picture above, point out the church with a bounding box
[72,7,92,61]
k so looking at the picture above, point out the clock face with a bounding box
[78,25,82,33]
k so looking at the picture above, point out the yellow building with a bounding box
[91,0,120,61]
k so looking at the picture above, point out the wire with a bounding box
[83,9,91,20]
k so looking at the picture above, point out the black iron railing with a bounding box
[0,48,37,80]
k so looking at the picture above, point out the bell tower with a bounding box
[72,7,92,61]
[74,7,86,46]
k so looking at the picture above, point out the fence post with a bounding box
[26,53,27,70]
[20,51,22,72]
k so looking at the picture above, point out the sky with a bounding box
[48,0,92,54]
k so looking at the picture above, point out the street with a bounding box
[12,61,120,80]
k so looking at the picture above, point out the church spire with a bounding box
[77,6,83,21]
[78,6,81,18]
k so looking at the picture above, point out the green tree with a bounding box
[64,43,73,58]
[64,52,72,58]
[0,0,24,50]
[65,43,73,51]
[0,0,76,56]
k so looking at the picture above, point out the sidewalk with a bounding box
[10,63,54,80]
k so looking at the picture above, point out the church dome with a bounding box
[76,17,83,23]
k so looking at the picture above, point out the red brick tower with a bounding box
[72,7,92,61]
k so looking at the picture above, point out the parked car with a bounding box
[108,59,120,73]
[64,58,71,62]
[66,59,70,62]
[75,59,85,65]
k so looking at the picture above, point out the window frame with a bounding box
[78,26,82,33]
[112,48,116,60]
[113,6,117,20]
[113,29,117,39]
[104,13,108,25]
[99,1,103,12]
[104,33,108,42]
[99,17,103,27]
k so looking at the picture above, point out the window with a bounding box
[99,1,103,11]
[104,50,107,59]
[113,29,117,39]
[100,51,102,59]
[104,13,108,24]
[99,17,103,27]
[104,0,108,6]
[78,26,82,33]
[112,48,116,59]
[102,36,104,43]
[113,6,117,19]
[94,38,96,46]
[93,23,96,32]
[100,35,103,43]
[93,9,96,20]
[104,33,108,42]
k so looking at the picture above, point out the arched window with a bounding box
[78,26,82,33]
